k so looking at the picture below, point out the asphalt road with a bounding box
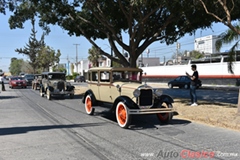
[0,84,240,160]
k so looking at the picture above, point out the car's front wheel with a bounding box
[156,102,173,124]
[85,95,94,115]
[116,102,131,129]
[69,94,74,99]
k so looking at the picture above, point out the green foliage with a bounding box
[88,46,102,67]
[15,18,45,73]
[9,58,24,75]
[38,46,61,72]
[189,50,205,59]
[215,22,240,74]
[66,75,73,80]
[5,0,240,67]
[72,72,79,80]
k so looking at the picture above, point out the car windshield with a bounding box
[112,71,142,82]
[11,77,24,80]
[48,74,65,80]
[25,75,34,79]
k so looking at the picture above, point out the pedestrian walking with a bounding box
[0,73,6,91]
[186,64,199,106]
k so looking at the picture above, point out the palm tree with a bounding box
[88,46,102,67]
[215,23,240,74]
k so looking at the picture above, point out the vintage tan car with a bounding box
[32,74,42,90]
[82,67,175,128]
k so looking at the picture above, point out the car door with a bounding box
[98,71,112,102]
[88,71,100,100]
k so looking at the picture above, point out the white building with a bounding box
[194,35,218,54]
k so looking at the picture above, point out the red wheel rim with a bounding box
[157,105,169,121]
[86,96,92,113]
[117,104,127,125]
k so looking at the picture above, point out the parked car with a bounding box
[82,67,175,129]
[32,74,42,90]
[168,76,202,89]
[74,76,85,82]
[9,76,27,89]
[24,74,35,86]
[39,72,75,100]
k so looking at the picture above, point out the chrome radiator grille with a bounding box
[57,81,65,91]
[139,89,153,106]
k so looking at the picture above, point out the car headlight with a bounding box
[133,89,140,97]
[154,89,162,96]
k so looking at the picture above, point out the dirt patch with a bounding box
[173,98,240,131]
[74,86,240,131]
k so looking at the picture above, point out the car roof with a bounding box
[88,67,143,72]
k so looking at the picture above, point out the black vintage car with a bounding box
[39,72,75,100]
[74,76,85,82]
[168,76,202,89]
[24,74,35,86]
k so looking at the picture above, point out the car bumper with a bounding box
[12,84,27,87]
[51,90,74,95]
[128,108,174,115]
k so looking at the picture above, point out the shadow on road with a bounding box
[0,123,107,136]
[0,95,19,100]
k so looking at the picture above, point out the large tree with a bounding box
[7,0,224,67]
[37,46,61,72]
[8,58,31,75]
[15,18,45,73]
[215,24,240,73]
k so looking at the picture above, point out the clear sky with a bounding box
[0,12,232,73]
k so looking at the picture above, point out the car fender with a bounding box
[39,84,45,92]
[158,95,174,103]
[47,86,54,92]
[67,85,75,91]
[82,89,97,105]
[112,96,139,111]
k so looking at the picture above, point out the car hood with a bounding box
[112,82,149,90]
[11,80,25,82]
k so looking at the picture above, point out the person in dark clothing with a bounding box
[0,73,6,91]
[186,64,199,106]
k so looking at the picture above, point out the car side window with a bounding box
[91,72,98,82]
[176,77,181,81]
[100,71,110,82]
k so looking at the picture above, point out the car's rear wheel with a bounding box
[116,102,131,129]
[46,89,51,100]
[85,95,94,115]
[168,83,173,88]
[156,102,173,124]
[40,88,44,97]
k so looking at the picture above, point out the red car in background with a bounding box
[9,77,27,89]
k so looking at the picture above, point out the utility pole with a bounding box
[176,42,180,64]
[73,44,80,73]
[67,55,70,75]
